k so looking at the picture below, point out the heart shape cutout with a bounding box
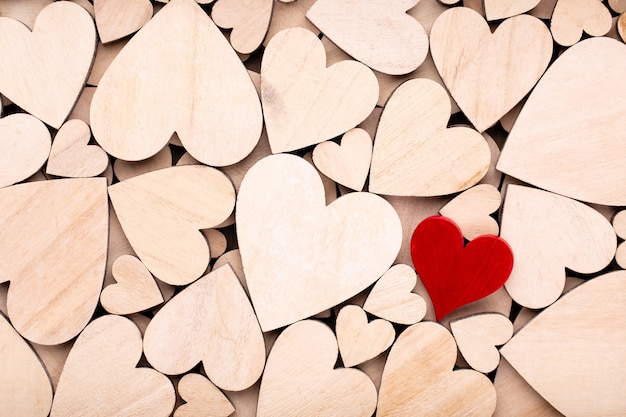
[439,184,501,240]
[0,113,50,188]
[497,37,626,206]
[91,0,262,166]
[258,320,377,417]
[237,154,401,331]
[362,263,426,325]
[484,0,541,20]
[378,321,496,416]
[550,0,612,46]
[0,2,95,128]
[100,255,164,315]
[211,0,273,54]
[501,271,626,417]
[46,119,109,178]
[369,78,490,197]
[261,27,378,153]
[51,315,175,417]
[411,215,514,320]
[144,265,265,391]
[175,373,234,417]
[108,165,235,286]
[430,7,552,132]
[94,0,153,43]
[306,0,428,75]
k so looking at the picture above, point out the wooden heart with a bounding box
[312,128,372,191]
[100,255,164,315]
[0,113,50,188]
[51,315,175,417]
[501,271,626,417]
[497,38,626,206]
[212,0,273,54]
[613,210,626,268]
[501,185,616,309]
[0,313,52,417]
[261,27,378,153]
[378,321,496,416]
[336,305,395,367]
[306,0,428,75]
[144,265,265,391]
[109,165,235,286]
[0,2,95,128]
[484,0,540,20]
[439,184,501,240]
[94,0,153,43]
[46,119,108,178]
[430,7,552,132]
[362,263,427,325]
[0,178,108,345]
[175,373,234,417]
[450,313,513,373]
[237,154,401,331]
[91,0,262,166]
[411,216,514,320]
[369,78,490,197]
[257,320,377,417]
[551,0,612,46]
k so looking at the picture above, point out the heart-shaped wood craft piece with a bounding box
[306,0,428,75]
[497,37,626,206]
[430,7,552,132]
[484,0,541,20]
[369,78,490,197]
[550,0,612,46]
[257,320,377,417]
[109,165,235,286]
[0,1,95,128]
[362,263,427,325]
[51,315,175,417]
[144,265,265,391]
[501,185,616,309]
[237,154,401,331]
[100,255,164,315]
[439,184,501,240]
[211,0,273,54]
[91,0,262,166]
[411,216,514,320]
[261,28,378,154]
[46,119,109,178]
[175,373,234,417]
[378,321,496,416]
[0,178,108,345]
[94,0,153,43]
[501,271,626,417]
[0,113,50,188]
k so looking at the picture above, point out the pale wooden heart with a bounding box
[451,313,513,373]
[211,0,273,54]
[237,154,401,331]
[109,165,235,286]
[369,78,490,197]
[257,320,377,417]
[91,0,262,166]
[46,119,108,178]
[51,315,175,417]
[363,264,426,325]
[484,0,540,20]
[0,113,50,188]
[501,185,616,309]
[336,305,395,367]
[551,0,612,46]
[0,178,108,345]
[144,265,265,391]
[0,2,95,128]
[261,27,378,154]
[430,8,552,132]
[378,321,496,416]
[94,0,153,43]
[501,271,626,417]
[306,0,428,75]
[497,38,626,206]
[100,255,164,315]
[175,373,234,417]
[312,128,372,191]
[439,184,501,240]
[0,313,52,417]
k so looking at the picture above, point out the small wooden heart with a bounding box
[211,0,273,54]
[175,373,234,417]
[551,0,612,46]
[439,184,501,240]
[94,0,153,43]
[484,0,540,20]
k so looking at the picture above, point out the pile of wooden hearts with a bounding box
[1,0,625,416]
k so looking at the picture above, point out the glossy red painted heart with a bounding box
[411,216,513,320]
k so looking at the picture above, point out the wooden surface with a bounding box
[175,373,235,417]
[551,0,612,46]
[484,0,540,20]
[212,0,272,54]
[439,184,501,240]
[94,0,153,43]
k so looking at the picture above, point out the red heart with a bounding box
[411,216,513,320]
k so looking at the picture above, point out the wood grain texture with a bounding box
[0,0,53,29]
[551,0,612,46]
[611,0,626,12]
[47,119,108,178]
[439,184,501,240]
[114,146,172,182]
[263,0,318,46]
[613,210,626,268]
[484,0,540,20]
[203,229,227,259]
[212,0,272,54]
[94,0,153,43]
[175,373,234,417]
[529,0,557,18]
[87,40,126,86]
